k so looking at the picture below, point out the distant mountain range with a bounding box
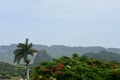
[84,51,120,63]
[0,44,120,64]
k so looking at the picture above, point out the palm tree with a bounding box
[13,38,38,80]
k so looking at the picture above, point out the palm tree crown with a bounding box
[14,38,37,64]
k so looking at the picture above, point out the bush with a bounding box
[31,55,120,80]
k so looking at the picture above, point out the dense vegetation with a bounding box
[0,61,26,79]
[31,54,120,80]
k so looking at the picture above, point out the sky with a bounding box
[0,0,120,48]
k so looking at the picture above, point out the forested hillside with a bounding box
[0,44,120,63]
[84,51,120,63]
[33,50,53,66]
[0,61,26,79]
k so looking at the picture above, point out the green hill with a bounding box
[33,50,53,66]
[0,44,120,63]
[0,61,26,79]
[84,51,120,63]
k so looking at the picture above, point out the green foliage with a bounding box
[14,38,37,64]
[0,62,26,79]
[31,55,120,80]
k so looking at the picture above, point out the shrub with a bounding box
[31,55,120,80]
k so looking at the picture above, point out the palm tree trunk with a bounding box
[26,64,29,80]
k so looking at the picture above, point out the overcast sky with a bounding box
[0,0,120,48]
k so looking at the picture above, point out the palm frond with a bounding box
[17,43,25,48]
[13,38,38,64]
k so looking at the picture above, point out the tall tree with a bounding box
[13,38,37,80]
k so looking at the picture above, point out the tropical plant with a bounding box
[13,38,38,80]
[31,55,120,80]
